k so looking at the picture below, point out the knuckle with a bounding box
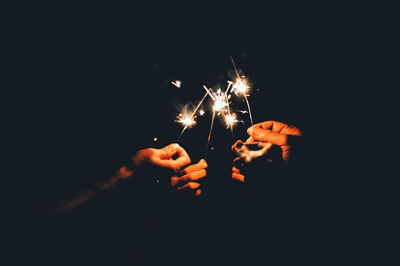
[189,182,199,189]
[170,177,179,186]
[182,167,190,175]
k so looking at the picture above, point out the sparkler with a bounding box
[171,80,182,88]
[231,77,253,125]
[176,90,209,140]
[224,113,238,128]
[175,56,256,149]
[230,56,254,125]
[202,84,234,147]
[177,113,196,127]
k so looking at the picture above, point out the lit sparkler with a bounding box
[175,56,256,149]
[230,56,254,125]
[232,77,249,95]
[177,113,196,127]
[176,90,209,140]
[171,80,182,88]
[225,113,238,128]
[212,89,229,112]
[202,84,236,147]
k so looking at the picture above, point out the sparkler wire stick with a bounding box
[177,91,209,141]
[225,92,235,137]
[244,94,253,125]
[230,55,240,79]
[230,55,254,125]
[206,111,216,150]
[225,81,233,94]
[203,85,215,101]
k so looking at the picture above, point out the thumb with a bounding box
[161,143,180,158]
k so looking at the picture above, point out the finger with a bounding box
[177,182,200,190]
[195,189,202,196]
[232,172,245,182]
[249,121,286,132]
[280,125,302,136]
[231,140,243,151]
[255,121,301,136]
[232,167,241,173]
[179,159,207,175]
[172,146,191,167]
[178,169,207,183]
[158,146,191,172]
[281,145,291,162]
[259,121,286,132]
[245,136,256,143]
[171,168,207,186]
[271,121,287,132]
[171,176,180,186]
[247,126,288,146]
[160,143,180,158]
[253,121,273,130]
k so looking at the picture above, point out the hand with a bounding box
[231,121,302,182]
[118,143,207,196]
[247,121,302,162]
[117,143,191,179]
[133,143,191,172]
[232,166,245,182]
[171,159,208,196]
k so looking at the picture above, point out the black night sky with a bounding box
[14,4,383,265]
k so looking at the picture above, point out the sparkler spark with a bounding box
[232,77,249,95]
[212,89,229,112]
[225,113,238,128]
[175,56,256,146]
[171,80,182,88]
[230,56,254,125]
[177,113,196,127]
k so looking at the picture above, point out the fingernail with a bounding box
[171,143,179,149]
[247,128,252,135]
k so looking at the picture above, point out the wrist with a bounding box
[115,166,135,180]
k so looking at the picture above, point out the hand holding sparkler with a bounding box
[247,121,302,162]
[171,158,208,196]
[57,144,203,212]
[231,121,302,182]
[131,143,191,174]
[127,143,207,196]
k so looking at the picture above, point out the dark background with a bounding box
[12,3,384,265]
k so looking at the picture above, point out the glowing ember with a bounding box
[225,113,238,127]
[178,114,196,127]
[171,80,182,88]
[212,89,229,112]
[176,56,255,143]
[232,77,249,95]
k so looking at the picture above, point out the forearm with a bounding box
[50,166,135,213]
